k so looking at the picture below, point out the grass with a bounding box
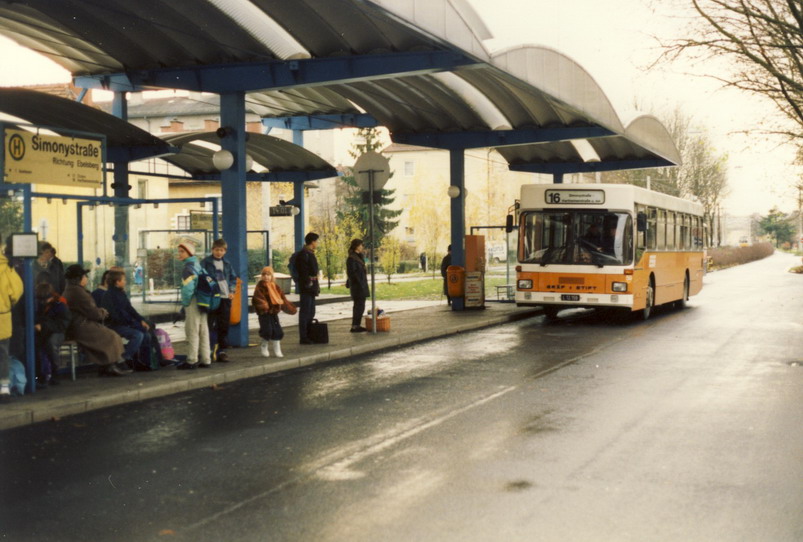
[321,275,511,300]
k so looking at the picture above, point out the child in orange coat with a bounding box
[252,266,295,358]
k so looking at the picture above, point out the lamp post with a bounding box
[354,152,390,334]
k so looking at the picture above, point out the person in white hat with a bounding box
[177,242,211,369]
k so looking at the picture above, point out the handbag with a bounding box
[229,278,243,325]
[308,319,329,344]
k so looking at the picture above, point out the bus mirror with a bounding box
[505,214,514,233]
[637,212,647,232]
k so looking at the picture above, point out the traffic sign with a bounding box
[353,151,389,191]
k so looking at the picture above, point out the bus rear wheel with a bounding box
[676,276,689,309]
[641,280,654,321]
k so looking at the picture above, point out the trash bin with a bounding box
[446,265,465,298]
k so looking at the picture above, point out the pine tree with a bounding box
[336,127,402,252]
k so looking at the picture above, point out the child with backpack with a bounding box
[201,238,237,363]
[252,266,295,358]
[33,282,71,386]
[177,242,211,369]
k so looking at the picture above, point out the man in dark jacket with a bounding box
[440,244,452,306]
[101,269,152,369]
[296,232,320,344]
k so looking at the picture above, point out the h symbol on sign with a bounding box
[8,134,25,160]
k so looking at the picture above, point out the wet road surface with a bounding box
[1,252,801,541]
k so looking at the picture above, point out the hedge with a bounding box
[708,242,774,270]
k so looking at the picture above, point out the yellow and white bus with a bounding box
[513,183,706,320]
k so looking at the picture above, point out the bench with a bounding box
[60,340,80,381]
[495,284,515,301]
[59,337,130,380]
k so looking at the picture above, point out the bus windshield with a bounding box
[520,211,634,266]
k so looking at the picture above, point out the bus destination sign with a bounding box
[545,189,605,205]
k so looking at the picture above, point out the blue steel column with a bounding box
[111,92,130,269]
[220,92,249,346]
[449,148,465,311]
[21,185,35,393]
[292,130,305,252]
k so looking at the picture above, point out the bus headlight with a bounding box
[611,282,628,292]
[517,279,533,290]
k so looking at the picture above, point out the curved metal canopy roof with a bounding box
[0,88,337,180]
[159,131,337,182]
[0,0,680,172]
[0,87,171,161]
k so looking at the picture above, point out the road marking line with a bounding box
[313,386,517,481]
[182,386,516,533]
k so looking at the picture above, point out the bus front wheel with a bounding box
[641,280,654,321]
[543,306,560,321]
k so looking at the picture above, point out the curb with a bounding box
[0,306,540,431]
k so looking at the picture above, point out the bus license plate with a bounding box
[561,295,580,301]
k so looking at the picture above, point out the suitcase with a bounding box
[308,319,329,344]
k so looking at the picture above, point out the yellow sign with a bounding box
[4,128,103,187]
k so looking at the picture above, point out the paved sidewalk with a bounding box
[1,302,540,430]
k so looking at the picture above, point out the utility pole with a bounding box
[797,182,802,252]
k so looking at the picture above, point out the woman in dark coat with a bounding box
[62,265,129,377]
[346,239,369,332]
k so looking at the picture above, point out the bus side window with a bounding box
[657,209,666,250]
[679,214,687,249]
[666,212,675,249]
[635,209,646,262]
[647,208,657,249]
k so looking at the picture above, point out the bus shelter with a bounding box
[0,89,337,392]
[0,0,680,335]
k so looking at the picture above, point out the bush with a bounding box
[272,248,290,274]
[146,248,183,290]
[246,249,270,282]
[398,260,420,274]
[708,242,774,270]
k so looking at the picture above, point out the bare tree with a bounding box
[683,134,730,245]
[663,0,803,139]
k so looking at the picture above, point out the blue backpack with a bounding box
[196,268,221,313]
[10,357,26,395]
[288,251,300,284]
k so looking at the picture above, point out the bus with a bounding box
[512,183,706,320]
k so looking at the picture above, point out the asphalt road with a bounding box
[1,252,801,542]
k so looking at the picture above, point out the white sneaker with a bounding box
[260,340,270,358]
[270,340,283,358]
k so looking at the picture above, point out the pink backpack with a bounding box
[155,328,174,361]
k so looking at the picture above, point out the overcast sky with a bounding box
[0,0,798,215]
[469,0,800,216]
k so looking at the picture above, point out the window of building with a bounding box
[404,161,415,176]
[176,215,190,230]
[203,194,222,211]
[137,179,148,200]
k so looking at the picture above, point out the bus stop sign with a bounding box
[354,151,389,191]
